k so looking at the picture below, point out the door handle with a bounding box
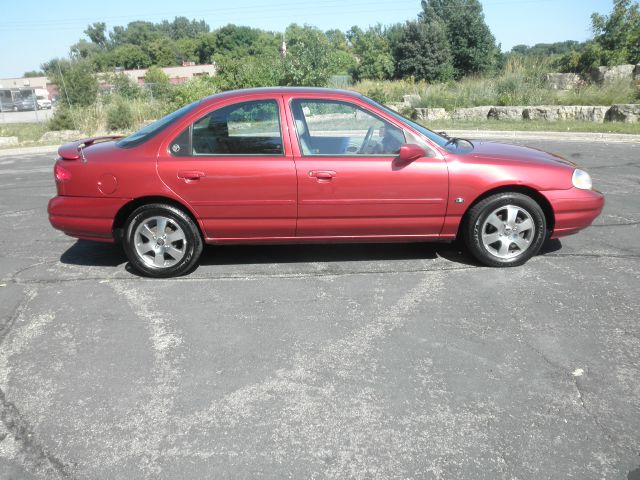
[308,170,336,181]
[177,170,205,181]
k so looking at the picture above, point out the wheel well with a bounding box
[458,186,555,238]
[112,196,202,242]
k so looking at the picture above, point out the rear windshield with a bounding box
[117,101,200,148]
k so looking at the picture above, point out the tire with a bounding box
[463,192,546,267]
[123,203,203,278]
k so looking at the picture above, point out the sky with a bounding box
[0,0,615,79]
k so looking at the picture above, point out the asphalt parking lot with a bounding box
[0,138,639,479]
[0,109,53,124]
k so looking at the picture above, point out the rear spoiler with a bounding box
[58,136,123,160]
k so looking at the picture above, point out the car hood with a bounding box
[467,140,576,168]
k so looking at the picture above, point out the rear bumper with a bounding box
[48,196,130,242]
[543,188,605,239]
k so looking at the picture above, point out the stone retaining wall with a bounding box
[411,104,640,123]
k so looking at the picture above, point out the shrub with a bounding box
[48,105,77,131]
[106,101,134,131]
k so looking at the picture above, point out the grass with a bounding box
[423,119,640,135]
[0,122,49,143]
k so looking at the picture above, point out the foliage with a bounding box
[48,105,77,131]
[109,73,144,99]
[557,0,640,73]
[23,70,44,78]
[109,44,151,69]
[510,41,584,57]
[106,100,134,130]
[347,26,395,81]
[281,25,333,86]
[591,0,640,64]
[85,22,107,47]
[393,20,455,82]
[43,59,98,107]
[144,66,172,99]
[214,54,282,90]
[167,76,218,111]
[420,0,500,78]
[351,57,637,110]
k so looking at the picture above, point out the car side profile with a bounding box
[48,87,604,277]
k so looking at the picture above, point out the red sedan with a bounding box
[48,87,604,277]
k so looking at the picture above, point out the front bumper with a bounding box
[542,188,605,238]
[48,196,130,242]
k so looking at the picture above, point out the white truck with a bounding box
[34,88,51,109]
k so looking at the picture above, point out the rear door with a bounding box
[285,96,449,238]
[158,97,297,240]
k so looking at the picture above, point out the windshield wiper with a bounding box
[444,137,474,149]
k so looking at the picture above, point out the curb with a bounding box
[0,130,639,157]
[0,145,58,156]
[443,130,640,144]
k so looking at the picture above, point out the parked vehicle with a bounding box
[0,89,17,112]
[14,90,37,111]
[34,88,52,109]
[48,87,604,277]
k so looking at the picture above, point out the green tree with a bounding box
[43,59,98,107]
[347,26,395,80]
[175,38,199,63]
[143,66,172,99]
[281,24,333,86]
[420,0,499,77]
[109,44,151,69]
[215,54,282,90]
[591,0,640,64]
[109,73,143,99]
[394,20,454,82]
[85,22,107,47]
[146,39,177,66]
[23,70,44,77]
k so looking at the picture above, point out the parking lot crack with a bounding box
[0,387,76,479]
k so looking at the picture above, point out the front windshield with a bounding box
[117,100,200,148]
[361,96,454,150]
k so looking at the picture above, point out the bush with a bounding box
[48,105,77,131]
[166,76,218,112]
[365,85,388,104]
[106,101,134,131]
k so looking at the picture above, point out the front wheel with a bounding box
[464,192,546,267]
[123,203,203,277]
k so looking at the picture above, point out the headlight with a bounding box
[572,169,592,190]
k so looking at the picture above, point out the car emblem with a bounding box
[171,144,180,153]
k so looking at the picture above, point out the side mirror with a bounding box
[397,144,426,165]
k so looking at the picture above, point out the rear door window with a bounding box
[171,100,283,156]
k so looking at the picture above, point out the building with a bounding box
[0,76,58,100]
[0,63,217,100]
[118,63,217,86]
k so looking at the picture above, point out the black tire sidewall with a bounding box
[465,193,546,267]
[123,204,203,278]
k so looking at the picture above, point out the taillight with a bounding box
[54,163,72,181]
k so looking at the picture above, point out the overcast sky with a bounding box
[0,0,614,78]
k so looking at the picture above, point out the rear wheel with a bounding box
[123,203,203,277]
[464,192,546,267]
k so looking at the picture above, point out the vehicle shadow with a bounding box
[59,238,563,272]
[60,240,127,267]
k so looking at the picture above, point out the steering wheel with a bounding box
[359,126,374,154]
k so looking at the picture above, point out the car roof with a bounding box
[200,86,364,105]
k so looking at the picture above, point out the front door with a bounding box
[158,98,297,240]
[288,98,448,238]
